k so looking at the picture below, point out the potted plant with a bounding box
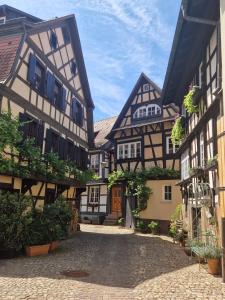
[117,217,124,227]
[23,209,51,257]
[203,245,222,275]
[43,196,72,251]
[0,192,32,259]
[148,221,159,235]
[136,220,148,233]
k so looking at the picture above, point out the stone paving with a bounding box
[0,225,225,299]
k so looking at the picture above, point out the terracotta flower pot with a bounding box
[49,241,59,252]
[25,244,50,257]
[207,258,220,275]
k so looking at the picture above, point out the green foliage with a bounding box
[43,196,72,240]
[108,170,124,189]
[132,208,141,218]
[171,204,182,222]
[183,88,199,114]
[0,111,94,185]
[108,167,179,211]
[22,209,52,246]
[171,117,184,145]
[148,221,159,231]
[0,192,32,250]
[137,220,146,230]
[117,217,124,226]
[22,196,72,246]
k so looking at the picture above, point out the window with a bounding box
[117,142,141,159]
[62,26,70,44]
[71,98,83,127]
[70,61,77,75]
[143,84,150,92]
[200,132,205,167]
[45,129,60,154]
[0,17,6,25]
[166,137,179,154]
[164,186,172,201]
[50,31,57,49]
[91,154,99,170]
[19,113,44,150]
[181,150,189,180]
[28,54,45,95]
[89,186,100,204]
[133,104,161,119]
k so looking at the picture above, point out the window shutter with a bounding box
[71,99,77,120]
[80,107,84,127]
[46,71,55,103]
[19,113,27,139]
[61,87,67,112]
[37,123,44,151]
[45,129,52,153]
[27,53,36,86]
[59,137,65,160]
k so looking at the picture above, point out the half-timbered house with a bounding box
[80,116,117,224]
[0,5,94,210]
[107,73,182,232]
[161,0,221,241]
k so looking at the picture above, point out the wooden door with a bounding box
[112,186,122,213]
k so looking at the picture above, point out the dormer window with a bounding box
[50,31,57,49]
[133,104,161,119]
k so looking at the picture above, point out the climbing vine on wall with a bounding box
[0,111,94,184]
[108,167,180,211]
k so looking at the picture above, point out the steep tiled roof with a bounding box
[94,116,117,147]
[0,34,22,83]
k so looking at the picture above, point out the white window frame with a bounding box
[133,104,161,119]
[89,186,100,204]
[164,186,172,201]
[117,142,141,159]
[90,154,99,170]
[181,150,189,180]
[166,136,179,154]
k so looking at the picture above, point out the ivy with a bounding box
[108,167,180,211]
[171,117,184,145]
[183,88,199,114]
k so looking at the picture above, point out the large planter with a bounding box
[49,241,59,252]
[207,258,221,275]
[25,244,50,257]
[0,248,18,259]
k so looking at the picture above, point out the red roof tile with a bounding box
[0,34,22,82]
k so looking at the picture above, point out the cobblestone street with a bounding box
[0,224,225,299]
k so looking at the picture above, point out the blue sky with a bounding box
[1,0,181,121]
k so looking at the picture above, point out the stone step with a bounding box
[103,219,118,226]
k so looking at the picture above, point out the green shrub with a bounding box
[0,192,32,250]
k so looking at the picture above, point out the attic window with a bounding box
[70,61,77,75]
[62,26,70,44]
[0,17,6,25]
[50,31,57,49]
[143,84,150,92]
